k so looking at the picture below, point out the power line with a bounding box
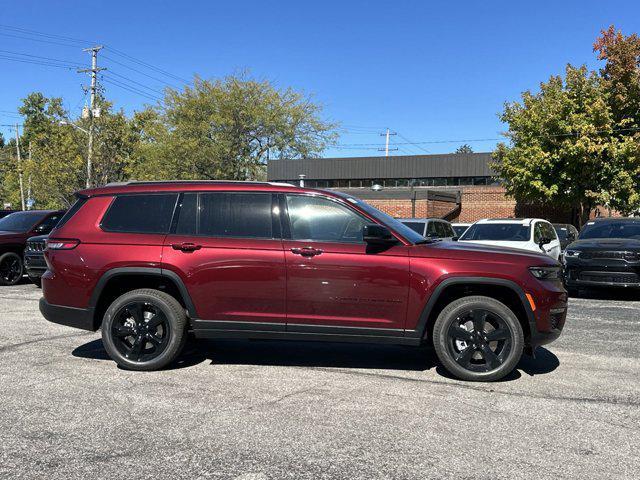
[0,54,77,69]
[101,53,179,89]
[0,49,83,67]
[396,132,430,154]
[0,24,94,45]
[105,46,190,84]
[104,71,165,96]
[102,77,162,102]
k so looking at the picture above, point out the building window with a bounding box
[473,177,488,185]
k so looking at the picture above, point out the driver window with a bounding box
[426,221,438,238]
[533,223,543,243]
[286,195,369,243]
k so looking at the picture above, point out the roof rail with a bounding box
[104,180,294,187]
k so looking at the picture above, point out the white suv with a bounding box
[458,218,561,260]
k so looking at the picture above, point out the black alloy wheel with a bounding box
[110,301,171,362]
[446,309,512,372]
[433,296,524,382]
[101,289,188,371]
[0,252,24,286]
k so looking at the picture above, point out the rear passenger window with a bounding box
[102,194,178,234]
[198,193,274,238]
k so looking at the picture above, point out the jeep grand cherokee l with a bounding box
[0,210,65,286]
[564,217,640,293]
[39,181,567,382]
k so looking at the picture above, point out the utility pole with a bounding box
[78,45,105,188]
[14,124,25,210]
[27,141,32,210]
[379,128,397,157]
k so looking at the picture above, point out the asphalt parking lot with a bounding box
[0,283,639,479]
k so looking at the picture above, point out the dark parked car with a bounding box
[0,210,18,219]
[0,210,65,286]
[24,234,48,287]
[40,181,567,382]
[399,218,457,240]
[553,223,579,251]
[564,217,640,293]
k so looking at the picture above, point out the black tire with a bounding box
[101,289,188,371]
[0,252,24,286]
[28,276,42,288]
[432,295,524,382]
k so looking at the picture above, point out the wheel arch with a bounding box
[414,277,536,345]
[89,267,197,329]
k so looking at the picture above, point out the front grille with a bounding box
[579,251,639,261]
[578,271,639,284]
[26,241,45,252]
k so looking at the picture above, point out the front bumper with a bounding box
[24,253,47,278]
[564,259,640,288]
[39,298,97,331]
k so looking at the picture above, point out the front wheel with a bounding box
[0,252,24,286]
[432,296,524,382]
[101,289,188,371]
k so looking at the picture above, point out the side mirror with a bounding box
[452,236,459,241]
[363,224,395,245]
[539,237,552,249]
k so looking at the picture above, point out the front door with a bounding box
[282,194,410,332]
[162,192,286,327]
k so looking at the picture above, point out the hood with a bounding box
[410,239,555,264]
[567,238,640,251]
[0,230,26,241]
[26,234,48,242]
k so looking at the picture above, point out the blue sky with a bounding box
[0,0,637,156]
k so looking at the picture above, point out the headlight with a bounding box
[529,266,561,280]
[564,250,580,258]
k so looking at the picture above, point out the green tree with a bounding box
[128,74,337,181]
[493,28,640,225]
[455,144,473,154]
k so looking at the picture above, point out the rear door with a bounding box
[281,193,410,332]
[162,192,286,327]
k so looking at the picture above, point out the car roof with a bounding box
[474,218,545,225]
[585,217,640,223]
[77,180,340,198]
[397,218,449,222]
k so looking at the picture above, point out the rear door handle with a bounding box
[290,247,323,257]
[171,242,202,252]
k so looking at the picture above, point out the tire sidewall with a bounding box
[433,296,524,382]
[101,291,185,371]
[0,252,24,286]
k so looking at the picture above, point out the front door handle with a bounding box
[171,242,202,252]
[291,247,323,257]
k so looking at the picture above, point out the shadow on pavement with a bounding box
[569,287,640,301]
[72,338,560,381]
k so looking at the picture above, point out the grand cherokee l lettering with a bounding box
[39,181,567,381]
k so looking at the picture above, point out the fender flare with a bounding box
[411,276,536,340]
[88,267,198,318]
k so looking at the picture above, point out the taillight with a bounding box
[46,238,80,250]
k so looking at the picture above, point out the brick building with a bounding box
[267,153,575,223]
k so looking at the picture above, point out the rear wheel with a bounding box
[101,289,188,371]
[0,252,23,286]
[432,295,524,382]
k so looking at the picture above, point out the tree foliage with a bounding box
[127,74,337,181]
[493,26,640,224]
[455,144,473,154]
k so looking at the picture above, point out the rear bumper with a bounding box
[39,298,97,331]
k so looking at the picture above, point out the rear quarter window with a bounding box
[101,194,178,234]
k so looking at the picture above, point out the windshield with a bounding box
[453,225,469,237]
[578,220,640,240]
[333,193,426,244]
[401,221,426,235]
[460,223,531,241]
[0,211,46,232]
[554,226,569,240]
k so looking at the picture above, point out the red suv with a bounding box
[40,181,567,381]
